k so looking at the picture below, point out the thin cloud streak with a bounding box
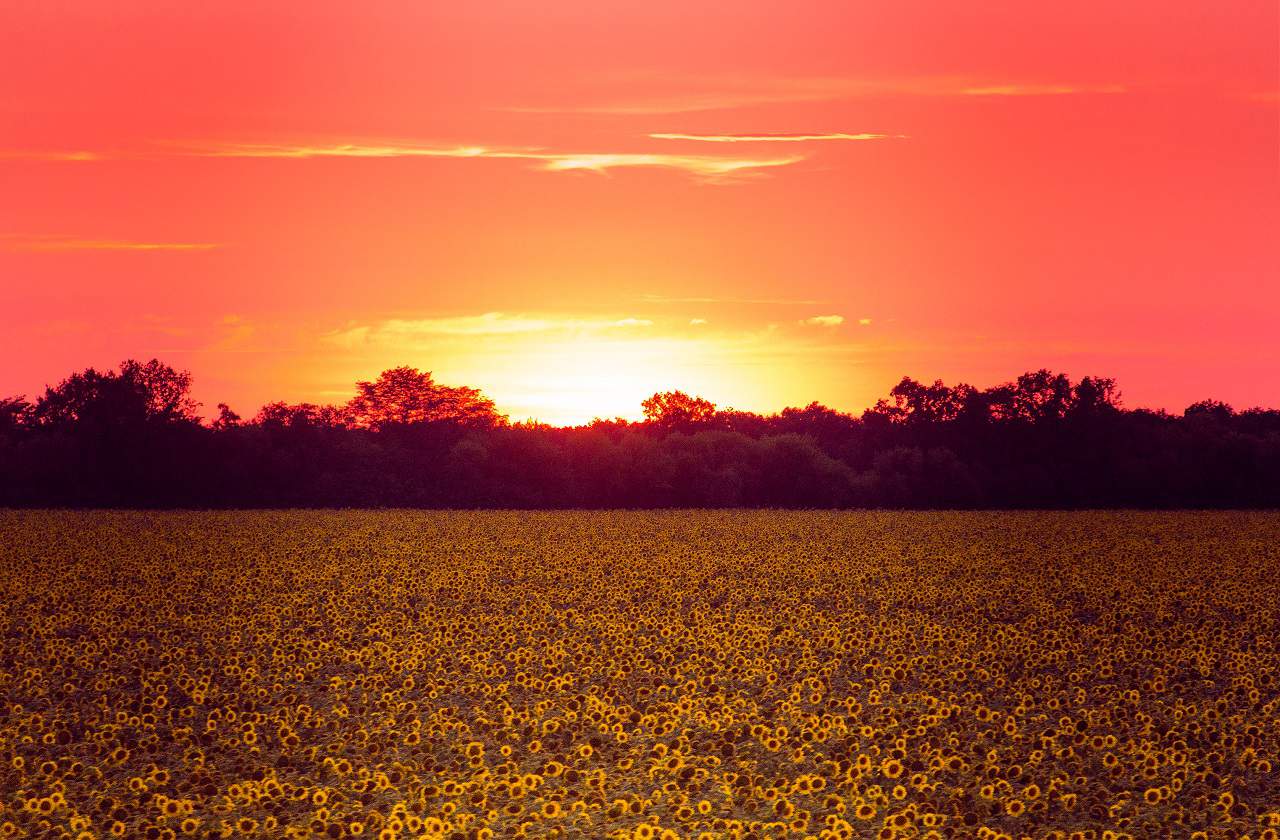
[959,83,1126,96]
[803,315,846,327]
[508,75,1128,114]
[650,132,899,143]
[0,150,101,162]
[182,142,804,179]
[323,312,657,347]
[0,234,219,252]
[0,141,807,180]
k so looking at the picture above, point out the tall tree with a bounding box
[345,367,504,430]
[641,390,717,432]
[871,378,975,424]
[32,359,199,428]
[0,396,31,440]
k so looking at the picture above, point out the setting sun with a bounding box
[473,332,724,426]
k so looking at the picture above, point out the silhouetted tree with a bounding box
[1184,399,1235,422]
[253,402,345,430]
[871,378,975,424]
[1071,376,1121,416]
[346,367,504,430]
[3,360,1278,508]
[212,403,242,430]
[641,390,717,432]
[1007,369,1074,422]
[32,359,199,428]
[0,396,30,440]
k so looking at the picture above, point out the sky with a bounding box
[2,1,1277,426]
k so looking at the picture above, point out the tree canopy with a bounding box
[1,360,1276,508]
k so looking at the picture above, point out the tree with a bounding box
[32,359,199,428]
[641,390,717,431]
[0,396,31,449]
[120,359,201,422]
[1184,399,1235,423]
[1007,369,1073,422]
[253,402,345,430]
[211,403,242,430]
[871,378,975,424]
[345,367,504,430]
[1071,376,1121,415]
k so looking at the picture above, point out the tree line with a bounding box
[1,359,1277,508]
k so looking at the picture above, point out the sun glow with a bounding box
[312,311,861,427]
[459,334,736,426]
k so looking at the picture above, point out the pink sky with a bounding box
[2,1,1277,424]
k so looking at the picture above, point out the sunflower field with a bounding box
[0,510,1276,840]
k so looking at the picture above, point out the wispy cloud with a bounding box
[958,83,1125,96]
[0,150,101,162]
[0,234,219,252]
[323,312,656,347]
[509,75,1127,115]
[181,141,803,180]
[650,132,899,143]
[186,142,509,160]
[537,152,801,178]
[502,89,844,116]
[0,140,806,181]
[802,314,845,327]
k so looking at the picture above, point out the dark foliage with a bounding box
[2,361,1277,508]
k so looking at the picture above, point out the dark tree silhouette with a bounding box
[871,378,975,424]
[0,396,30,439]
[1008,369,1075,422]
[254,402,345,430]
[32,359,199,428]
[1071,376,1121,415]
[1,362,1277,508]
[346,366,504,430]
[1184,399,1235,422]
[641,390,717,432]
[212,403,242,430]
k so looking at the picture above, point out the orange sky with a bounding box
[2,1,1277,425]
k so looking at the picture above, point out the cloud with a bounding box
[0,150,101,161]
[689,318,708,325]
[0,140,807,181]
[502,89,846,116]
[802,315,845,327]
[181,141,803,180]
[958,83,1126,96]
[650,132,898,143]
[323,312,656,346]
[858,318,873,326]
[0,234,219,252]
[506,75,1126,115]
[187,142,510,160]
[536,152,801,178]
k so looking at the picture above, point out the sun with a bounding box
[472,333,729,426]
